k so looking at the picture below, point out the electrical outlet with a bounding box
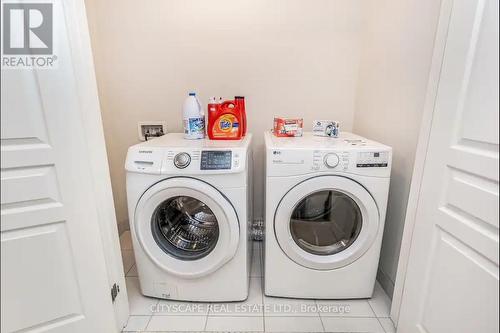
[138,121,167,141]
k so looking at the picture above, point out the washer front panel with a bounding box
[135,177,240,278]
[274,176,379,270]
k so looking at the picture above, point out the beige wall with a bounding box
[85,0,363,229]
[354,0,441,296]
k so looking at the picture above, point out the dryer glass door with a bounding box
[274,175,379,270]
[152,196,219,260]
[290,190,362,256]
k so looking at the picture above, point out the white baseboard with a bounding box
[377,268,395,300]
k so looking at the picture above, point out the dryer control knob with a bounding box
[324,153,340,168]
[174,152,191,169]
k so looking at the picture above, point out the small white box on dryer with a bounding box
[312,120,339,137]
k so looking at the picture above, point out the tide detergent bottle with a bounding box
[207,96,247,140]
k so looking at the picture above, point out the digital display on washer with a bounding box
[201,151,232,170]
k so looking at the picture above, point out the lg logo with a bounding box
[2,3,53,55]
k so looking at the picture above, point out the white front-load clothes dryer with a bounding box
[125,133,253,301]
[264,132,392,299]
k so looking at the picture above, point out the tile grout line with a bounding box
[367,298,386,333]
[314,299,327,332]
[260,273,265,332]
[144,299,160,331]
[319,315,389,319]
[125,262,135,277]
[144,314,153,332]
[203,309,209,331]
[121,314,131,333]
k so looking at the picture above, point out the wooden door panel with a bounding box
[0,70,49,143]
[446,169,498,229]
[1,165,64,232]
[1,222,83,332]
[459,0,499,145]
[420,228,498,333]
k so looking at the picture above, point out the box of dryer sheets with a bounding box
[312,120,340,137]
[273,117,303,137]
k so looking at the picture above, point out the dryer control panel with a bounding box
[268,148,391,178]
[264,131,392,178]
[356,151,390,168]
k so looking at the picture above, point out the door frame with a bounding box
[390,0,455,325]
[66,0,129,329]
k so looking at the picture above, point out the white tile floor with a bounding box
[120,231,396,333]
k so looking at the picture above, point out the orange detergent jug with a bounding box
[207,96,247,140]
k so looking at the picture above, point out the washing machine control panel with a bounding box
[125,134,251,175]
[200,150,232,170]
[162,148,244,174]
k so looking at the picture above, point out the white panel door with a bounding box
[397,0,499,332]
[0,1,117,332]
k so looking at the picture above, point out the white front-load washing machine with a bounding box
[125,133,252,302]
[264,131,392,299]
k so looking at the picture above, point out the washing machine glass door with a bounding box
[135,177,240,278]
[151,195,219,260]
[274,176,379,270]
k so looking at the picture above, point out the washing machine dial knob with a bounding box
[324,153,340,168]
[174,152,191,169]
